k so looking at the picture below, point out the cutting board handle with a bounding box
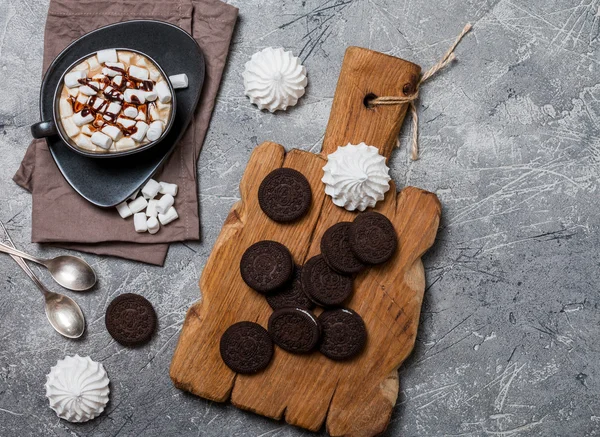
[321,47,421,160]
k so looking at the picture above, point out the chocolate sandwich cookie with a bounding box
[349,211,398,264]
[320,222,366,275]
[318,308,367,361]
[105,293,157,347]
[268,308,320,353]
[240,240,294,294]
[220,321,274,374]
[266,266,315,311]
[258,168,312,223]
[301,255,353,307]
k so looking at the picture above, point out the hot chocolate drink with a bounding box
[58,49,173,153]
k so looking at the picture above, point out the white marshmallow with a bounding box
[112,75,123,87]
[159,182,178,197]
[104,85,114,94]
[101,125,123,141]
[158,206,178,226]
[128,196,148,214]
[123,106,138,118]
[59,99,73,117]
[97,49,118,64]
[129,190,140,201]
[146,199,158,217]
[64,71,86,88]
[129,65,149,81]
[106,101,122,114]
[79,84,98,96]
[117,117,136,128]
[115,137,136,151]
[91,97,105,111]
[131,121,149,142]
[76,94,88,105]
[61,117,80,137]
[156,194,174,215]
[74,134,94,150]
[88,56,100,71]
[124,89,146,104]
[118,51,132,64]
[135,111,146,121]
[141,178,161,199]
[144,90,158,102]
[149,105,161,121]
[149,70,160,81]
[134,212,148,233]
[103,115,112,121]
[72,111,94,126]
[90,131,112,149]
[92,73,106,80]
[147,216,160,234]
[73,61,89,72]
[155,81,172,103]
[116,201,132,219]
[81,124,95,136]
[102,63,124,77]
[67,88,79,97]
[169,74,188,89]
[146,121,163,142]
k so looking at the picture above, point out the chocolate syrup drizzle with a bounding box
[68,62,162,138]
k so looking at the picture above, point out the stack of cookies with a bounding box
[219,168,399,375]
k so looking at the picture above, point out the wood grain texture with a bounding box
[170,47,441,436]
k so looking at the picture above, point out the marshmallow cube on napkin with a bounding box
[156,194,174,215]
[134,213,148,233]
[115,181,180,234]
[146,199,159,218]
[147,217,160,235]
[159,182,178,197]
[158,207,178,225]
[116,201,133,219]
[128,196,148,214]
[141,179,161,199]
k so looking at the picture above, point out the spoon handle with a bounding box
[0,241,45,265]
[0,222,50,296]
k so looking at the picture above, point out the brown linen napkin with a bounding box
[13,0,238,265]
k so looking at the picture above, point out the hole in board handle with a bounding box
[363,93,377,109]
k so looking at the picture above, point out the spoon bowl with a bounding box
[46,255,97,291]
[44,292,86,338]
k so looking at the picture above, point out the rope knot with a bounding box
[370,23,472,160]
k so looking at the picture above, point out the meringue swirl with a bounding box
[242,47,307,112]
[45,355,110,423]
[322,143,391,211]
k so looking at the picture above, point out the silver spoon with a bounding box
[0,241,96,291]
[0,222,85,338]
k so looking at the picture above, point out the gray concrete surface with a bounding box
[1,0,600,435]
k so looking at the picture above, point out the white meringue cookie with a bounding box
[322,143,391,211]
[242,47,307,112]
[45,355,110,423]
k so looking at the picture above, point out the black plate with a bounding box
[39,20,205,207]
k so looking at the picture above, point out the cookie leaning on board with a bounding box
[114,179,179,234]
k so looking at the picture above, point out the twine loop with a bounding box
[370,23,472,160]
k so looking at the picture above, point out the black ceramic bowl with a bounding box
[31,48,177,158]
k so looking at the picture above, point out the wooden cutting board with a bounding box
[170,47,441,437]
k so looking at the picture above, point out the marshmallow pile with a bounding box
[115,179,179,234]
[60,49,189,153]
